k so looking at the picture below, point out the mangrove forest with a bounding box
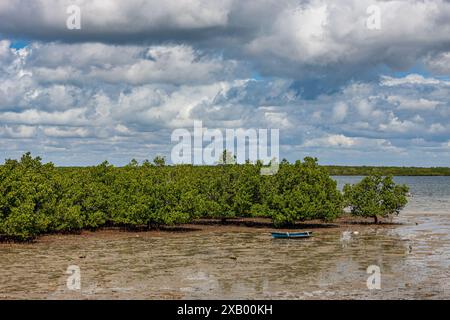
[0,153,409,241]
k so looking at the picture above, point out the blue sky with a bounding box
[0,0,449,166]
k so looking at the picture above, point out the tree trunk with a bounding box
[374,215,378,224]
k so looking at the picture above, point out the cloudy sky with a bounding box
[0,0,449,166]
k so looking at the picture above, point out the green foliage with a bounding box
[255,157,343,226]
[0,153,62,240]
[0,153,411,241]
[217,149,236,165]
[153,156,166,167]
[343,174,409,223]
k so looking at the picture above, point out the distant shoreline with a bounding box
[50,165,450,176]
[4,164,448,176]
[324,166,450,176]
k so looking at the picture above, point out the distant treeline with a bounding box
[323,166,450,176]
[58,164,450,176]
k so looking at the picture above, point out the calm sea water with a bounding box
[334,176,450,214]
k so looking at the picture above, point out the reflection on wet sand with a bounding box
[1,209,449,299]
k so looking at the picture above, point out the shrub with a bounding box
[255,157,343,226]
[0,153,350,240]
[343,174,409,223]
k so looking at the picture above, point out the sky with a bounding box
[0,0,450,166]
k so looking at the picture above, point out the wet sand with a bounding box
[0,213,449,299]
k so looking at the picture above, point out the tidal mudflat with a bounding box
[0,176,449,300]
[0,212,449,299]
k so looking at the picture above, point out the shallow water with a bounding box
[0,176,449,299]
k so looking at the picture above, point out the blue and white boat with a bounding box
[271,231,312,239]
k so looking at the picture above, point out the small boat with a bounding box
[271,231,312,239]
